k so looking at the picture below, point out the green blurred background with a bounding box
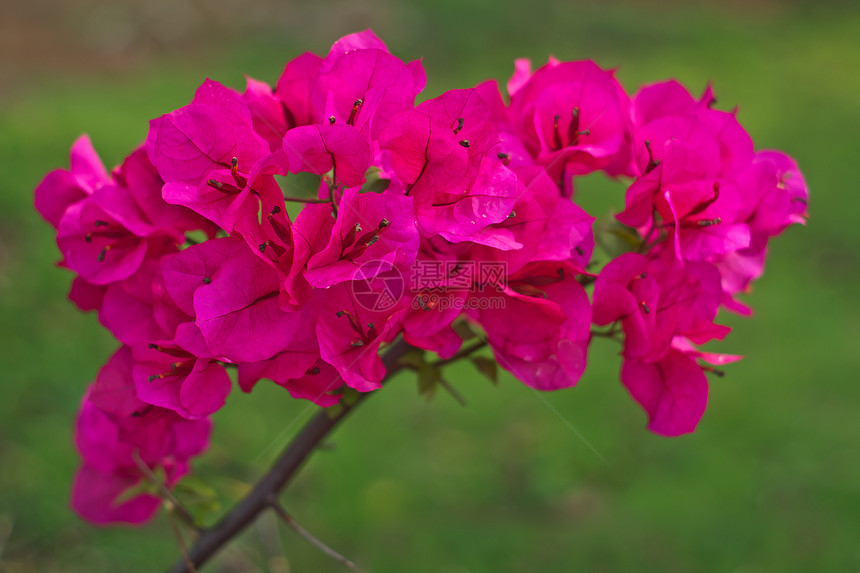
[1,0,858,571]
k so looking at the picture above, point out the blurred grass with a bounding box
[1,1,859,572]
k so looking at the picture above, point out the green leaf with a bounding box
[174,476,221,527]
[114,478,160,506]
[325,403,345,419]
[453,320,480,342]
[595,214,641,258]
[471,356,498,384]
[181,229,208,247]
[361,167,391,194]
[417,364,441,400]
[340,387,362,407]
[397,346,443,400]
[398,347,427,370]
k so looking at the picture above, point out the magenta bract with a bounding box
[34,29,807,524]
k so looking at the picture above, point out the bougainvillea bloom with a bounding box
[34,29,806,524]
[72,349,211,523]
[507,58,635,193]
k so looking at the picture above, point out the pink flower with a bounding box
[380,88,518,243]
[243,76,290,150]
[277,202,335,307]
[592,253,728,362]
[470,261,592,390]
[68,277,106,312]
[303,187,419,287]
[507,58,635,189]
[147,79,271,185]
[672,336,743,367]
[620,338,741,437]
[709,150,808,311]
[161,155,285,233]
[274,51,323,129]
[149,80,290,232]
[620,349,708,436]
[473,79,541,172]
[238,308,342,407]
[72,350,211,524]
[33,32,813,509]
[89,346,149,418]
[315,283,406,392]
[244,358,344,407]
[98,257,190,347]
[618,81,757,261]
[161,237,301,362]
[312,30,425,140]
[117,148,216,237]
[35,135,108,229]
[740,151,809,243]
[132,342,232,419]
[56,182,174,286]
[399,249,471,359]
[593,253,737,435]
[282,123,372,187]
[40,142,210,287]
[470,166,594,274]
[382,88,498,197]
[630,81,753,176]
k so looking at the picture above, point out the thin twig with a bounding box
[425,340,487,405]
[268,498,363,572]
[132,450,199,531]
[168,512,198,573]
[282,196,331,204]
[437,377,468,407]
[432,339,487,368]
[166,337,413,573]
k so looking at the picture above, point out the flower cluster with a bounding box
[35,30,806,524]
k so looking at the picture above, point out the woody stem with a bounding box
[166,337,413,573]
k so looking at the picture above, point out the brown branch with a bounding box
[166,337,413,573]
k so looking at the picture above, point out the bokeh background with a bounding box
[1,0,859,571]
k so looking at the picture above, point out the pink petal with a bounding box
[621,350,708,437]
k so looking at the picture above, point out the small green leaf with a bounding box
[340,387,362,407]
[174,477,221,527]
[182,229,208,247]
[596,214,642,258]
[398,347,427,370]
[417,364,441,400]
[114,478,160,506]
[453,320,479,342]
[174,476,217,501]
[361,167,391,194]
[325,403,345,419]
[471,356,498,384]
